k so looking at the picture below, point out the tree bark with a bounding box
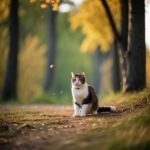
[125,0,146,91]
[92,47,102,95]
[43,8,57,91]
[112,40,121,92]
[2,0,19,100]
[120,0,129,91]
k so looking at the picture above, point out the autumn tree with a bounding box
[101,0,146,91]
[125,0,146,91]
[120,0,128,90]
[69,0,121,93]
[69,0,120,53]
[42,6,57,92]
[2,0,19,99]
[92,47,103,94]
[112,40,121,92]
[101,0,128,91]
[29,0,59,92]
[70,0,146,92]
[84,0,146,92]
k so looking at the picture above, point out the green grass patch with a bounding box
[100,88,150,110]
[0,92,72,105]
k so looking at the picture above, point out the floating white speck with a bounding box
[49,64,54,68]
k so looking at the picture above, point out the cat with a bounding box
[71,72,116,117]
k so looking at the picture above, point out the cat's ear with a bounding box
[81,72,85,76]
[71,72,75,78]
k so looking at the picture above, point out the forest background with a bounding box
[0,0,150,104]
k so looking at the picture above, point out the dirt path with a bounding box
[0,104,122,150]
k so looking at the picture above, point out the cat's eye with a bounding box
[79,76,85,83]
[73,78,76,82]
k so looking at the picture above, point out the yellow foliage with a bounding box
[69,0,120,53]
[18,35,46,99]
[40,3,48,9]
[51,2,59,11]
[0,47,8,93]
[146,51,150,83]
[30,0,60,11]
[0,0,9,21]
[29,0,36,3]
[0,3,9,93]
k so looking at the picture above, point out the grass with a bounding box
[102,88,149,103]
[100,88,150,109]
[30,93,72,105]
[0,93,72,105]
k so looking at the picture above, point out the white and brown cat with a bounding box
[71,72,116,117]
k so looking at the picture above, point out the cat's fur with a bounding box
[71,72,116,117]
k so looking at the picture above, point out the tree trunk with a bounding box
[120,0,129,91]
[2,0,19,100]
[125,0,146,91]
[43,8,57,91]
[92,47,102,95]
[112,40,121,92]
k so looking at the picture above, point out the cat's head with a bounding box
[71,72,86,88]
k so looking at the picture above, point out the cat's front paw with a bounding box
[80,114,86,117]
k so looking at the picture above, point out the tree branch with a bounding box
[101,0,121,42]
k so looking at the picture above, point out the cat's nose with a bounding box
[75,82,81,86]
[74,82,79,85]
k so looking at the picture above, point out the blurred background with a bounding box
[0,0,150,104]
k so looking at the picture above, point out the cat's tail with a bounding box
[97,106,117,113]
